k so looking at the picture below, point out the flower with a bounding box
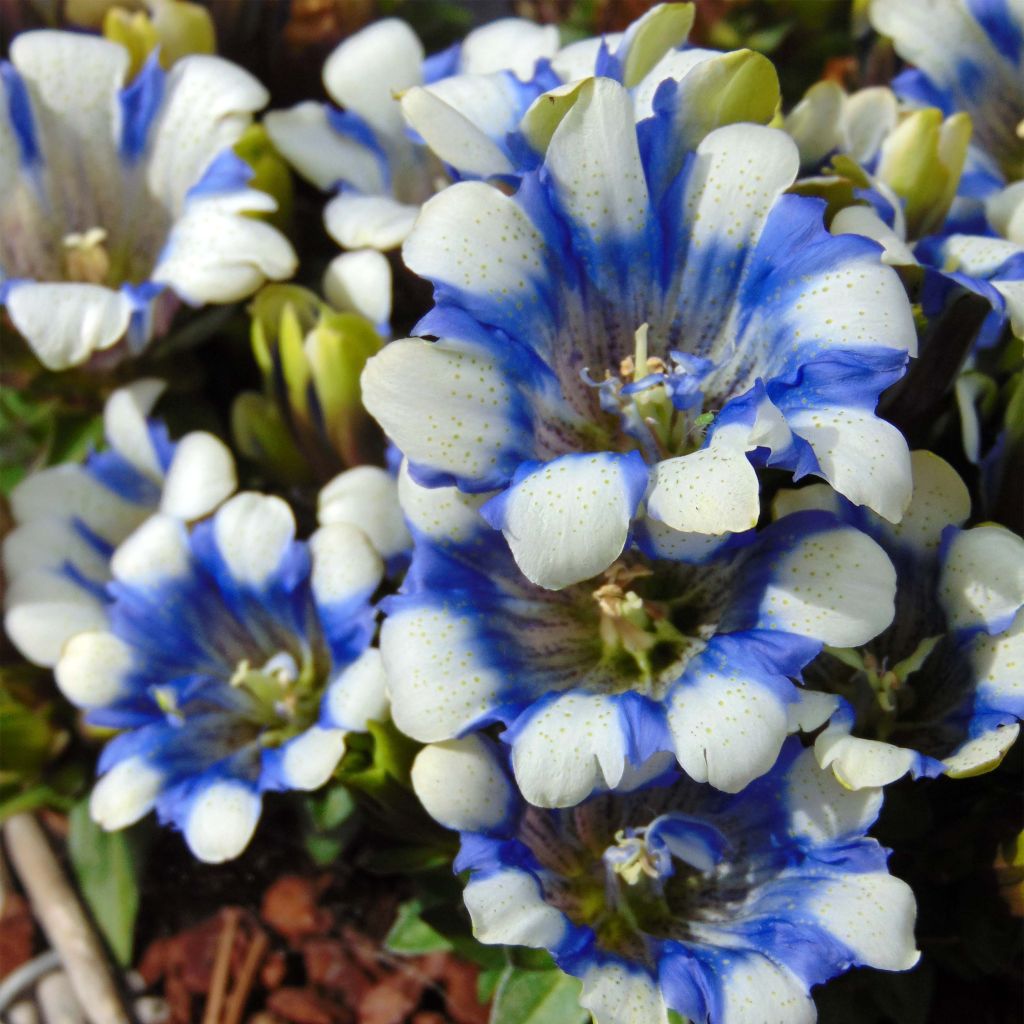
[381,464,895,805]
[262,17,559,327]
[363,77,917,591]
[775,450,1024,788]
[3,380,236,667]
[0,30,296,370]
[53,491,388,862]
[412,734,920,1024]
[869,0,1024,185]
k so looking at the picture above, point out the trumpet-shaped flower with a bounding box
[0,31,296,370]
[3,381,236,667]
[262,17,558,325]
[870,0,1024,184]
[382,465,895,806]
[412,735,920,1024]
[54,491,387,862]
[776,451,1024,788]
[363,79,917,590]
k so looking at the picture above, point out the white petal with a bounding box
[771,483,840,520]
[184,780,261,863]
[402,177,547,309]
[213,493,296,588]
[111,514,191,586]
[382,605,504,741]
[324,192,420,251]
[830,205,917,266]
[103,380,167,480]
[511,693,627,808]
[616,1,696,88]
[90,757,163,831]
[396,459,489,543]
[11,463,150,546]
[969,610,1024,704]
[361,337,525,484]
[4,572,109,667]
[757,525,896,647]
[783,80,844,167]
[784,746,882,844]
[322,250,392,326]
[55,630,132,708]
[459,19,559,78]
[986,181,1024,245]
[544,78,649,251]
[308,522,383,606]
[264,102,385,194]
[841,86,899,164]
[159,431,237,522]
[6,283,132,370]
[401,79,515,179]
[279,727,347,790]
[411,736,514,832]
[144,55,269,212]
[3,517,109,584]
[718,955,815,1024]
[322,19,424,137]
[939,524,1024,632]
[463,870,566,950]
[646,442,759,536]
[668,674,790,793]
[815,729,919,789]
[152,202,297,304]
[806,872,920,971]
[944,724,1021,778]
[317,466,410,561]
[551,37,616,83]
[786,407,913,524]
[786,688,839,732]
[488,453,646,590]
[324,647,389,731]
[889,450,971,550]
[580,963,668,1024]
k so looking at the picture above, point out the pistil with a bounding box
[62,228,111,284]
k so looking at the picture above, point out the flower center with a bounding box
[62,228,111,285]
[228,650,321,744]
[590,561,714,697]
[586,324,716,461]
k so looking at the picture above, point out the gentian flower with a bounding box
[0,31,297,370]
[263,17,558,326]
[54,491,387,862]
[381,465,895,805]
[363,78,917,590]
[3,381,235,667]
[412,734,920,1024]
[870,0,1024,185]
[776,450,1024,788]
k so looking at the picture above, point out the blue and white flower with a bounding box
[363,79,917,590]
[381,466,895,806]
[870,0,1024,185]
[263,16,558,326]
[776,450,1024,788]
[3,380,236,667]
[54,491,387,862]
[0,31,297,370]
[412,735,920,1024]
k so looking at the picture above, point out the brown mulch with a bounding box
[135,874,490,1024]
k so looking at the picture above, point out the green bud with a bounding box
[103,0,215,78]
[876,108,972,239]
[248,285,384,481]
[230,391,314,486]
[234,125,294,232]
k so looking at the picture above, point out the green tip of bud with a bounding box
[103,0,215,78]
[234,125,294,231]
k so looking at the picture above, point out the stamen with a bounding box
[62,227,111,284]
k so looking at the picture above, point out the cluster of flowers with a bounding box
[3,1,1023,1021]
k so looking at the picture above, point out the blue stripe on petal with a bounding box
[85,449,162,505]
[1,62,38,165]
[185,149,254,201]
[119,54,165,162]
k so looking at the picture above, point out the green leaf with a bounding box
[489,966,589,1024]
[478,965,505,1005]
[385,899,455,955]
[68,800,149,967]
